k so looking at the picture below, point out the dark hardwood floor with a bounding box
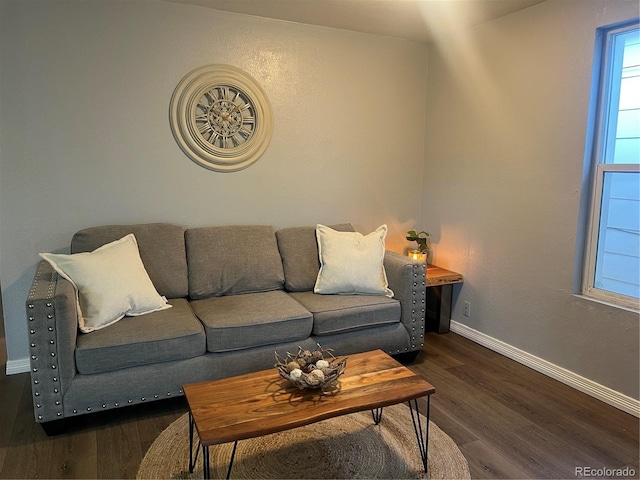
[1,332,638,479]
[412,333,639,479]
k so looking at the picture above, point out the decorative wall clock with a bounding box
[169,64,273,172]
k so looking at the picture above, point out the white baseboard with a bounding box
[450,320,640,418]
[6,357,30,375]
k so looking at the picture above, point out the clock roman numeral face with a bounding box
[170,64,273,172]
[194,85,256,149]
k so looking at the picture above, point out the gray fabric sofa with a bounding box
[26,222,426,433]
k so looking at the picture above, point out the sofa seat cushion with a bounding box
[75,298,206,375]
[288,291,400,336]
[190,290,313,353]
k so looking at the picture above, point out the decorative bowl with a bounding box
[275,344,347,390]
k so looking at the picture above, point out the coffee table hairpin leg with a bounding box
[191,399,429,480]
[371,407,384,424]
[408,396,431,474]
[189,410,237,480]
[188,412,211,479]
[371,398,430,475]
[225,441,238,479]
[189,411,199,474]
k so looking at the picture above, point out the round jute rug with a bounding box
[137,403,470,479]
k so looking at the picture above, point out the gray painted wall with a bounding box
[0,0,428,364]
[1,0,638,404]
[422,0,639,399]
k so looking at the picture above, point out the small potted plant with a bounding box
[406,230,430,262]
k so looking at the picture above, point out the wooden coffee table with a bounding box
[183,349,435,479]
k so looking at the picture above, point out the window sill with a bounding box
[572,293,640,314]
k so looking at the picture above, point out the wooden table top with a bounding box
[426,264,463,286]
[183,349,435,447]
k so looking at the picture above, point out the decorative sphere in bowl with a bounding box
[275,344,347,390]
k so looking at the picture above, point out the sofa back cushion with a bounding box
[276,223,355,292]
[71,223,188,299]
[185,225,285,299]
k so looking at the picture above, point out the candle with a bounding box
[408,250,426,262]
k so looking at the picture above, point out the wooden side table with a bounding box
[425,264,463,333]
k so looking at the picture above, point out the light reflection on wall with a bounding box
[418,2,516,129]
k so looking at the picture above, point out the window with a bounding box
[580,19,640,311]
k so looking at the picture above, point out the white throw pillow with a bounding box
[314,224,394,297]
[40,233,172,333]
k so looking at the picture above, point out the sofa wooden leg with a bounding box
[40,419,66,436]
[393,350,420,364]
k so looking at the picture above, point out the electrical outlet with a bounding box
[463,301,471,317]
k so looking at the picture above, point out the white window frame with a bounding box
[580,19,640,312]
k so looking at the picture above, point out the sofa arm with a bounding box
[384,251,426,351]
[26,260,78,423]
